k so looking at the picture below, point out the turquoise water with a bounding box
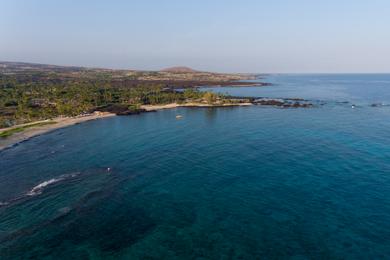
[1,75,390,259]
[204,74,390,105]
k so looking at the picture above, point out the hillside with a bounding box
[161,66,198,73]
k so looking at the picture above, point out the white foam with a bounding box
[26,172,80,196]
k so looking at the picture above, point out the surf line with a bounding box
[0,172,80,208]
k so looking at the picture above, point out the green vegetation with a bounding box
[0,71,225,127]
[203,92,218,104]
[0,121,57,138]
[0,62,260,127]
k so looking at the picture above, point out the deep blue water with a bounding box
[1,74,390,259]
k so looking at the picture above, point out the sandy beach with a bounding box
[0,103,252,151]
[0,112,115,151]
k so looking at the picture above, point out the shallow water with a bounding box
[1,75,390,259]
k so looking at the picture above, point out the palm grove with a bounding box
[0,71,221,128]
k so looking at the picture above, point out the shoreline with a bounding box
[1,97,310,151]
[0,112,115,151]
[0,103,251,151]
[141,102,253,111]
[0,96,315,152]
[195,82,271,88]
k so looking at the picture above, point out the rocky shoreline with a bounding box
[252,98,313,108]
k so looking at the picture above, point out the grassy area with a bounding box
[0,121,57,138]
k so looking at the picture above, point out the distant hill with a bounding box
[161,66,198,73]
[1,62,203,74]
[0,61,90,73]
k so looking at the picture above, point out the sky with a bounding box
[1,0,390,73]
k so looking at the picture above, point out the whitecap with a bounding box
[0,201,9,207]
[26,172,80,196]
[27,178,63,196]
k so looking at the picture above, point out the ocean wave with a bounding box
[0,173,80,208]
[26,173,80,196]
[0,168,114,208]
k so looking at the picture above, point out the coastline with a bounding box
[0,97,314,152]
[0,112,115,151]
[141,102,253,111]
[195,82,270,88]
[0,103,252,151]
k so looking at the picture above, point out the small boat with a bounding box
[351,105,355,109]
[176,115,183,119]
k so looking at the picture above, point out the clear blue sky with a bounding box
[1,0,389,73]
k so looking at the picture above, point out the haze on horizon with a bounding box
[1,0,390,73]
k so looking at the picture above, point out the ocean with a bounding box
[1,74,390,259]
